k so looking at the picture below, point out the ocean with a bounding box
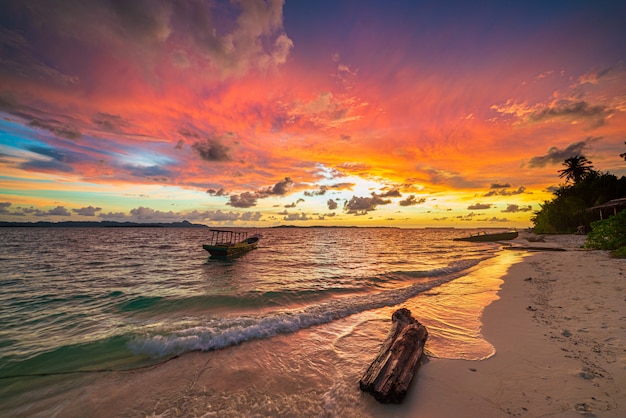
[0,227,522,417]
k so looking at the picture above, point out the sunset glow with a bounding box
[1,0,625,227]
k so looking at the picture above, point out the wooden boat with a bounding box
[203,229,261,257]
[453,230,518,242]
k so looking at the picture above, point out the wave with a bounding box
[389,257,488,279]
[128,257,491,358]
[0,336,152,379]
[0,254,494,377]
[115,257,494,316]
[113,286,374,319]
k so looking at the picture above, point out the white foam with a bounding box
[128,261,480,358]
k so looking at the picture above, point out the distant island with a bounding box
[272,225,358,229]
[271,225,400,229]
[0,220,209,228]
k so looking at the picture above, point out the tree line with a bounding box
[532,148,626,235]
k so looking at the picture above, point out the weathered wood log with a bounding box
[359,308,428,403]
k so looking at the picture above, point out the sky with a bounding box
[0,0,625,228]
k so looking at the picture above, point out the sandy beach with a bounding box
[408,234,626,417]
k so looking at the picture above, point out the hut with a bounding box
[587,197,626,219]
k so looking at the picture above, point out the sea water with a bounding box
[0,227,520,416]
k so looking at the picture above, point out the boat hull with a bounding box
[453,231,518,242]
[203,243,257,257]
[203,231,261,257]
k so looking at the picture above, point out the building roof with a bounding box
[587,197,626,211]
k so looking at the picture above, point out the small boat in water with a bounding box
[453,230,518,242]
[203,229,261,257]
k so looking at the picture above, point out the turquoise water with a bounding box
[0,227,511,414]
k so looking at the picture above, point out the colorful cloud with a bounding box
[1,0,625,227]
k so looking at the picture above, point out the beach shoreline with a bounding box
[3,233,624,417]
[407,235,626,417]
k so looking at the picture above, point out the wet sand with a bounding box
[408,234,626,417]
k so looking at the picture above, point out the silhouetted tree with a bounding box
[532,170,626,234]
[621,141,626,162]
[558,155,595,185]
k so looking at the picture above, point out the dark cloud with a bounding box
[266,177,293,195]
[255,177,294,197]
[284,198,304,208]
[0,92,19,113]
[25,145,76,163]
[20,159,75,173]
[240,211,262,222]
[228,192,258,208]
[596,67,614,79]
[226,178,295,208]
[28,119,82,140]
[192,138,232,162]
[175,139,185,150]
[207,188,226,196]
[456,212,479,221]
[527,101,612,128]
[379,188,401,198]
[170,0,292,78]
[0,1,171,55]
[282,211,310,221]
[0,94,84,142]
[206,210,243,222]
[34,206,71,217]
[327,199,338,210]
[484,186,527,197]
[399,195,425,207]
[580,65,626,86]
[178,128,200,139]
[467,203,491,210]
[478,217,510,223]
[490,183,511,189]
[190,209,261,223]
[304,185,328,196]
[99,211,128,220]
[0,0,293,94]
[125,164,172,181]
[107,0,172,43]
[425,168,482,189]
[96,207,262,223]
[501,204,533,213]
[0,20,80,87]
[92,113,130,132]
[0,202,11,213]
[528,138,599,168]
[130,206,179,221]
[72,205,102,216]
[344,194,391,215]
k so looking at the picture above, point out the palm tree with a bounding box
[558,155,595,184]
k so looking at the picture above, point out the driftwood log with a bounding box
[359,308,428,403]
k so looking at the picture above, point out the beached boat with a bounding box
[203,229,261,257]
[453,231,518,242]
